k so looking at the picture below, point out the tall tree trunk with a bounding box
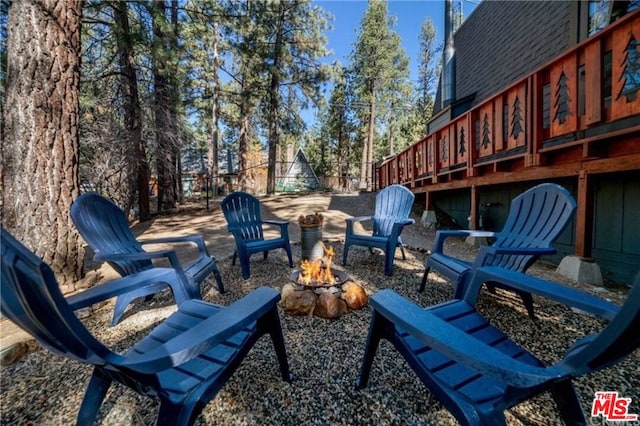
[3,0,83,288]
[366,92,376,190]
[171,0,182,204]
[360,84,376,191]
[153,0,175,211]
[238,91,249,191]
[208,23,220,192]
[337,126,346,190]
[388,106,395,157]
[113,2,150,221]
[266,3,285,194]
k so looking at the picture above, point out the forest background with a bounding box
[0,0,468,287]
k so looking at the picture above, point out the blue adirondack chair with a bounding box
[70,192,224,325]
[357,265,639,425]
[1,229,292,426]
[220,192,294,279]
[342,184,415,276]
[420,183,576,318]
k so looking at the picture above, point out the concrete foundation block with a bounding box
[556,255,603,286]
[421,210,437,229]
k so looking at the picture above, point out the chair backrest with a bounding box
[489,183,576,270]
[221,192,265,242]
[70,192,152,275]
[373,185,415,237]
[1,229,112,364]
[563,272,640,374]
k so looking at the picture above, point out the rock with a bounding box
[314,292,348,319]
[0,342,29,366]
[341,282,368,310]
[281,288,317,316]
[281,283,297,300]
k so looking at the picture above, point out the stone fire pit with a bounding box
[281,246,368,319]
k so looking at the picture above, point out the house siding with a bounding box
[446,1,573,113]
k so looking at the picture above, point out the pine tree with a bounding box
[416,17,438,135]
[260,0,331,194]
[112,2,151,221]
[4,0,83,286]
[325,65,358,190]
[351,0,410,190]
[151,0,182,211]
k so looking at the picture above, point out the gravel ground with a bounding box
[1,191,637,425]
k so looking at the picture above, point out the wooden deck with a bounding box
[377,11,640,264]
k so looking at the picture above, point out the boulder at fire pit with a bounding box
[314,292,348,319]
[281,283,317,316]
[341,282,368,310]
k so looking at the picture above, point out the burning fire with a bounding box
[298,242,337,286]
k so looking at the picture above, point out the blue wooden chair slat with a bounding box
[420,183,577,318]
[342,184,416,276]
[1,229,292,426]
[70,192,224,325]
[220,192,293,279]
[357,265,639,425]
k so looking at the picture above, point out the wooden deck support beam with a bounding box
[575,170,593,258]
[469,185,479,230]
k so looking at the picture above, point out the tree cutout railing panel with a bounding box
[612,20,640,120]
[438,132,449,169]
[508,83,527,149]
[554,71,571,124]
[478,103,494,157]
[459,127,467,157]
[454,118,468,165]
[550,56,577,137]
[414,144,423,176]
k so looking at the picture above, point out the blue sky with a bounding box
[316,0,480,84]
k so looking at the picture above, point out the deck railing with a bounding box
[377,11,640,190]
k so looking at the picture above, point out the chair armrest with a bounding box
[263,220,288,227]
[370,290,568,388]
[471,246,557,268]
[120,287,281,373]
[94,250,191,283]
[394,218,415,227]
[390,219,415,239]
[263,220,290,240]
[139,234,210,256]
[432,230,496,253]
[263,220,290,232]
[465,266,620,321]
[346,216,373,224]
[94,249,177,263]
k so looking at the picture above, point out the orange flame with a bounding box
[298,242,336,285]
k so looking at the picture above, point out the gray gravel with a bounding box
[1,193,638,425]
